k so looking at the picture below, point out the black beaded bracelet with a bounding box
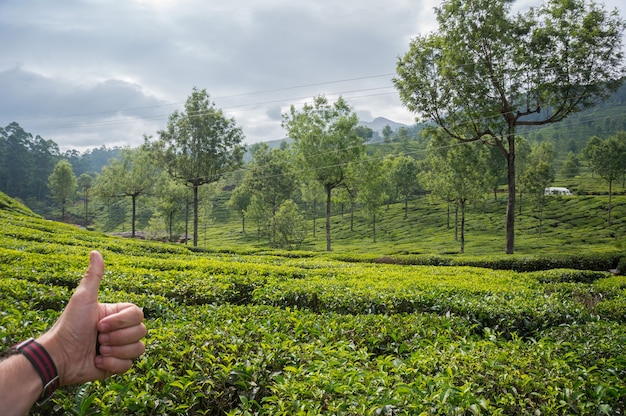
[15,338,60,404]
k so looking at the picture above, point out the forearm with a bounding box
[0,353,44,416]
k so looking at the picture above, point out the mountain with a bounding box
[358,117,408,132]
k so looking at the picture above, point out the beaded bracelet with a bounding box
[15,338,60,404]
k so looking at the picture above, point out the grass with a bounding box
[192,190,625,258]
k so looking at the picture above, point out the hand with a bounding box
[37,251,146,385]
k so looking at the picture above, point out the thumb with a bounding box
[75,250,104,302]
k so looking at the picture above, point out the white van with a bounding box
[544,187,572,196]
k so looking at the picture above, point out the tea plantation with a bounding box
[0,192,624,415]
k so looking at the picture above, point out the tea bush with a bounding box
[0,194,624,415]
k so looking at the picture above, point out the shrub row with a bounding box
[334,251,623,272]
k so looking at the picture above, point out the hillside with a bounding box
[0,191,625,415]
[168,182,626,261]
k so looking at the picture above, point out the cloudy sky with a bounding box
[1,0,625,152]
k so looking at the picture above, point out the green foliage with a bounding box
[394,0,626,254]
[0,192,625,415]
[147,87,246,246]
[282,95,364,251]
[274,200,307,249]
[48,159,77,220]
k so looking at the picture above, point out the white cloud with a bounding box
[0,0,623,151]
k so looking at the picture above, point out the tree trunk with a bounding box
[325,186,332,251]
[184,199,189,245]
[454,201,459,241]
[131,194,137,238]
[193,185,199,247]
[372,211,377,243]
[608,179,613,225]
[169,211,174,241]
[460,199,466,254]
[84,193,89,228]
[312,200,317,238]
[350,201,355,232]
[505,135,516,254]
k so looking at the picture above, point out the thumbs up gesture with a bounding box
[37,251,147,386]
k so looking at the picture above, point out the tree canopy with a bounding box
[282,96,364,251]
[148,87,246,246]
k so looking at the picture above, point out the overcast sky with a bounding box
[1,0,624,152]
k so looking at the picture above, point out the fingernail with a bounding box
[99,333,110,343]
[95,356,103,366]
[99,345,112,355]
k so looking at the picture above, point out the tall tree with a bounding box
[389,154,421,219]
[242,143,297,244]
[28,135,60,202]
[421,133,489,253]
[152,172,188,241]
[561,152,581,178]
[520,144,557,233]
[394,0,625,253]
[282,95,364,251]
[228,182,252,234]
[48,159,77,222]
[583,132,626,224]
[299,179,325,237]
[148,88,245,246]
[77,172,95,228]
[2,122,33,200]
[357,154,389,243]
[382,125,393,144]
[95,146,157,238]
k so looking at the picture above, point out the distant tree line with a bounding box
[3,121,626,254]
[0,121,120,212]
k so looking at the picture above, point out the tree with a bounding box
[421,133,489,253]
[561,152,581,178]
[228,182,252,234]
[355,125,374,143]
[95,146,157,238]
[357,154,389,243]
[520,144,556,233]
[149,87,245,246]
[584,133,626,224]
[382,125,393,144]
[242,143,297,244]
[274,199,307,249]
[77,173,95,228]
[389,154,421,219]
[484,145,507,201]
[30,135,61,202]
[394,0,625,254]
[300,179,325,237]
[48,159,77,222]
[282,95,364,251]
[2,122,34,200]
[515,138,532,215]
[153,172,188,241]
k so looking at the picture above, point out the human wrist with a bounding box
[36,331,68,386]
[14,338,60,403]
